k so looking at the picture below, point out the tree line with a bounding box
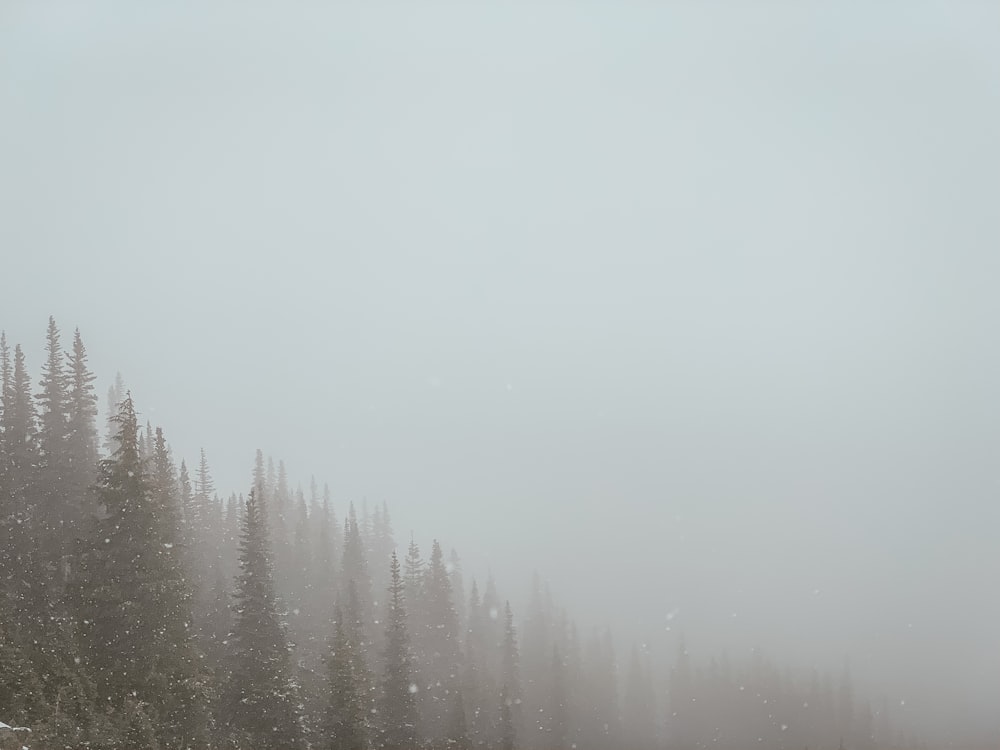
[0,318,917,750]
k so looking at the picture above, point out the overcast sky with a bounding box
[2,2,999,743]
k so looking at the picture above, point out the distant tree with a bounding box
[499,684,517,750]
[103,371,124,455]
[417,539,462,741]
[36,317,69,468]
[502,601,521,706]
[148,426,210,749]
[325,605,369,750]
[342,502,372,636]
[623,645,656,750]
[65,328,99,478]
[550,645,569,750]
[403,535,425,612]
[380,551,418,750]
[450,547,466,628]
[447,689,471,750]
[500,600,522,749]
[220,488,304,749]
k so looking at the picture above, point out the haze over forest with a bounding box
[2,2,999,749]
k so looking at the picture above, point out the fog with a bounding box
[2,2,999,747]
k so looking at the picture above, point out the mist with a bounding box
[2,2,998,749]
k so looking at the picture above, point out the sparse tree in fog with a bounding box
[380,550,418,750]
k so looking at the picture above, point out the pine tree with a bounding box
[502,602,521,706]
[64,327,99,530]
[380,551,418,750]
[418,539,462,742]
[0,618,47,729]
[76,395,206,749]
[463,579,494,748]
[450,548,466,629]
[448,689,471,750]
[623,645,656,750]
[3,345,38,611]
[342,502,372,639]
[549,645,568,750]
[65,328,99,473]
[221,489,304,749]
[325,606,369,750]
[500,601,522,749]
[103,371,124,455]
[148,426,210,750]
[36,317,69,472]
[499,684,517,750]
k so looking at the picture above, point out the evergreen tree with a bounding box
[341,502,372,638]
[418,539,462,742]
[448,689,471,750]
[148,426,210,750]
[76,395,206,749]
[36,317,69,472]
[403,535,425,609]
[65,328,99,475]
[64,327,99,529]
[449,547,466,629]
[220,488,304,749]
[3,345,39,614]
[623,645,656,750]
[500,601,522,749]
[103,371,125,455]
[380,551,418,750]
[549,645,568,750]
[499,684,517,750]
[325,606,369,750]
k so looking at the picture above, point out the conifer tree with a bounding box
[103,371,124,455]
[65,328,98,474]
[448,689,471,750]
[418,539,462,742]
[502,601,521,707]
[76,395,206,749]
[380,551,418,750]
[64,327,99,527]
[450,547,466,628]
[221,488,304,749]
[6,344,37,496]
[499,684,517,750]
[325,606,369,750]
[0,618,47,729]
[3,345,38,610]
[500,601,522,749]
[36,317,69,470]
[403,535,425,607]
[342,502,372,637]
[148,426,210,750]
[623,645,656,750]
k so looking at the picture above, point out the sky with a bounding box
[2,1,999,743]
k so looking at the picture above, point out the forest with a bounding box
[1,319,922,750]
